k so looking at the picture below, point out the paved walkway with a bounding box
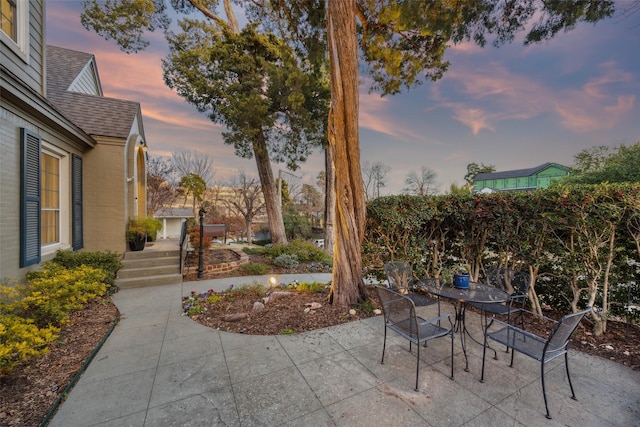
[50,247,640,426]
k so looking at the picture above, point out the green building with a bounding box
[473,163,570,193]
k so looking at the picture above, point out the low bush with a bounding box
[52,250,122,291]
[265,240,330,263]
[239,263,270,276]
[273,254,299,269]
[228,282,268,298]
[0,255,111,375]
[242,246,267,255]
[0,314,60,375]
[289,281,328,293]
[252,238,271,246]
[21,263,108,328]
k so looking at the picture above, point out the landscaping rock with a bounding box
[222,313,249,322]
[266,291,295,302]
[305,302,322,310]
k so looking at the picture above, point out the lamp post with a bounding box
[197,207,207,279]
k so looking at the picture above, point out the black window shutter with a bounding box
[20,128,41,267]
[72,154,83,250]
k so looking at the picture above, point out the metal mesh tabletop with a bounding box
[418,280,510,304]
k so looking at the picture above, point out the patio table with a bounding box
[417,279,510,372]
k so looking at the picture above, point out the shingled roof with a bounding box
[474,163,568,181]
[46,45,144,140]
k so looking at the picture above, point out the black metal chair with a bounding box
[469,268,531,328]
[375,286,454,391]
[384,261,437,307]
[480,307,591,419]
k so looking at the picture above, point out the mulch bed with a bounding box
[0,299,119,427]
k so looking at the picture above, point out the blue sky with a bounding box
[46,1,640,194]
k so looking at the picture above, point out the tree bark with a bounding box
[252,135,287,245]
[245,216,253,245]
[327,0,367,306]
[324,145,335,257]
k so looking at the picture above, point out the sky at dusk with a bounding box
[46,1,640,194]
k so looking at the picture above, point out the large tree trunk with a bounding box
[252,136,287,245]
[324,145,335,257]
[327,0,367,306]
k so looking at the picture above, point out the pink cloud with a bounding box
[435,60,636,134]
[452,107,495,135]
[554,63,636,132]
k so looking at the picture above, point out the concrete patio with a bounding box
[49,242,640,426]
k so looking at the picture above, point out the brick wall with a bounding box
[183,249,250,280]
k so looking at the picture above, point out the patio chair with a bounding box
[384,261,437,307]
[375,286,454,391]
[480,306,591,419]
[469,268,531,329]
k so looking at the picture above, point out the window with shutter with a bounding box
[20,128,41,267]
[72,154,83,250]
[41,152,60,245]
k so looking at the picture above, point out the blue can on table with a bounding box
[453,273,470,289]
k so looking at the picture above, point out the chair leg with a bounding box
[541,361,552,419]
[480,312,499,359]
[415,339,420,391]
[449,331,454,380]
[509,342,516,367]
[381,326,387,364]
[480,333,488,383]
[565,352,577,401]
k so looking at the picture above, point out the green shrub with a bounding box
[265,240,330,263]
[239,263,270,276]
[52,250,122,290]
[293,281,329,293]
[273,254,299,269]
[252,238,271,246]
[142,217,163,241]
[0,261,110,374]
[228,282,268,298]
[242,246,267,255]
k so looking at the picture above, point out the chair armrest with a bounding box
[486,317,548,343]
[417,313,452,326]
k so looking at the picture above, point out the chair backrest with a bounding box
[546,307,591,353]
[376,286,418,336]
[487,268,531,296]
[384,261,413,293]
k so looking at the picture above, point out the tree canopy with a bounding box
[564,141,640,184]
[80,0,618,306]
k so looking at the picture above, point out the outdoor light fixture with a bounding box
[270,277,277,287]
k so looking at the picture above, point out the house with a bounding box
[154,208,194,239]
[472,163,570,193]
[1,1,148,280]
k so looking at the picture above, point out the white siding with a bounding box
[68,61,102,95]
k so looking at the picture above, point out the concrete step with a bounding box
[121,256,180,269]
[123,249,181,260]
[115,273,183,289]
[117,264,180,279]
